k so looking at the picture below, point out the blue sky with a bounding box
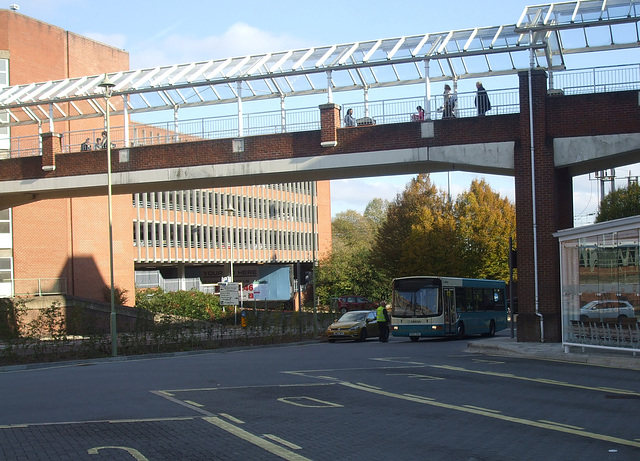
[13,0,639,224]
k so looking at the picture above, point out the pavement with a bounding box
[466,335,640,371]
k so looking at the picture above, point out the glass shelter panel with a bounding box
[559,222,640,352]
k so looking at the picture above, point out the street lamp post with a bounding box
[98,74,117,357]
[225,207,238,324]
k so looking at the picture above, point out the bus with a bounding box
[390,276,507,341]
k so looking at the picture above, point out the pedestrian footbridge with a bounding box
[1,0,639,343]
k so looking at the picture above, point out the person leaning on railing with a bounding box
[80,138,92,151]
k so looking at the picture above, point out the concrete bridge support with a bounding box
[515,70,573,343]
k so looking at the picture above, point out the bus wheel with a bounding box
[456,322,465,340]
[410,336,419,342]
[487,320,496,337]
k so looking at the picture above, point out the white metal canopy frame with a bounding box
[0,0,638,128]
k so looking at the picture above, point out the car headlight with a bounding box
[349,325,359,330]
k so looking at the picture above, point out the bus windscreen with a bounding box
[392,279,441,318]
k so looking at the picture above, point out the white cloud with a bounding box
[128,22,308,69]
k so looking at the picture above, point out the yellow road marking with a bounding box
[388,373,445,381]
[538,420,584,430]
[277,397,343,408]
[204,416,312,461]
[341,381,640,449]
[432,365,640,396]
[87,446,149,460]
[463,405,502,414]
[108,417,194,424]
[355,382,381,389]
[472,359,505,364]
[219,413,244,424]
[404,394,435,401]
[184,400,204,407]
[263,434,302,450]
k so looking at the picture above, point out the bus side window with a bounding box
[455,287,466,312]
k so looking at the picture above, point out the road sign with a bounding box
[220,283,240,306]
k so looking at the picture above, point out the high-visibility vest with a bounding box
[376,305,387,322]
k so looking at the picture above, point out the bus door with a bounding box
[443,288,457,335]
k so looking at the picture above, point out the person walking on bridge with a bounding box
[344,108,356,127]
[441,84,456,119]
[475,81,491,116]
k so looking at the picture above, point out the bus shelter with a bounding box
[555,216,640,355]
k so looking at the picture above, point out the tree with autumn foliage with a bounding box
[455,179,516,280]
[372,175,515,282]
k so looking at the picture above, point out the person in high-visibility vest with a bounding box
[376,304,390,342]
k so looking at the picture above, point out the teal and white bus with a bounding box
[390,276,507,341]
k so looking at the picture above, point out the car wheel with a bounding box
[580,315,588,322]
[410,336,419,342]
[358,328,367,342]
[340,307,347,315]
[618,315,628,322]
[456,322,465,340]
[328,339,336,343]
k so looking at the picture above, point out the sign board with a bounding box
[241,282,269,301]
[219,282,240,306]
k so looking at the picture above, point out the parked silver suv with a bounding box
[579,300,635,322]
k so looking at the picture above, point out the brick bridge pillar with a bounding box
[319,103,341,148]
[515,70,573,343]
[41,131,61,171]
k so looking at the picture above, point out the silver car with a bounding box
[579,300,635,322]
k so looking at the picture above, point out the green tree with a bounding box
[372,175,515,282]
[455,179,515,280]
[596,182,640,223]
[363,198,389,227]
[317,201,390,306]
[373,174,449,278]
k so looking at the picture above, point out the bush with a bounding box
[103,285,129,305]
[135,288,224,321]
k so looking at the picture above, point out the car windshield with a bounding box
[338,312,367,322]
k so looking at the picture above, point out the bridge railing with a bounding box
[553,63,640,95]
[4,64,639,159]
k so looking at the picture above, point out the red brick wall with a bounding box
[315,181,332,259]
[1,11,134,303]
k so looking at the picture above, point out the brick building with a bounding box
[0,10,332,305]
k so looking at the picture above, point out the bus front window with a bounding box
[392,286,440,318]
[415,287,439,316]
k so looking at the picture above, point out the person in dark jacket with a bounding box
[475,81,491,116]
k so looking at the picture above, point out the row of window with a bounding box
[133,183,315,223]
[133,222,315,252]
[454,287,505,312]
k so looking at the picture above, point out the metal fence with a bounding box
[553,63,640,95]
[4,64,639,159]
[135,271,217,294]
[11,278,67,296]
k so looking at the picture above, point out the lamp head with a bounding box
[98,74,115,97]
